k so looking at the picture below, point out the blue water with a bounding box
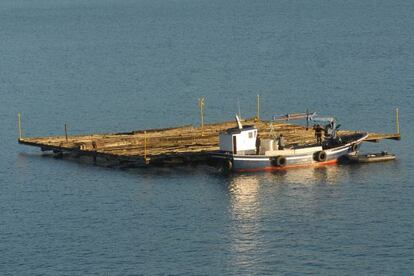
[1,0,413,274]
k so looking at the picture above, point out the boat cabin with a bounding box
[219,126,258,155]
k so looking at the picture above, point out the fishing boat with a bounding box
[211,115,368,173]
[346,152,396,163]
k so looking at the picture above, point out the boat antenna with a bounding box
[235,114,243,130]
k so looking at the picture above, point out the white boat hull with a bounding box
[211,133,368,172]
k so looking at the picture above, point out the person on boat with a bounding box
[324,123,333,140]
[278,134,285,150]
[324,121,337,140]
[313,124,323,145]
[256,133,261,154]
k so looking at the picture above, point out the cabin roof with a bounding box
[223,125,256,134]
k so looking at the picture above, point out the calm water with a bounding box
[1,0,413,274]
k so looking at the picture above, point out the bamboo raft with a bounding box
[18,118,401,168]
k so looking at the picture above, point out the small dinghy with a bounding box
[347,151,396,163]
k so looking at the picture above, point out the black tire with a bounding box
[314,151,327,162]
[222,159,233,173]
[271,156,287,167]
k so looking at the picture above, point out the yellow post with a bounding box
[396,108,400,134]
[256,94,260,121]
[18,113,22,140]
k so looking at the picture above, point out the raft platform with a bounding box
[18,119,401,168]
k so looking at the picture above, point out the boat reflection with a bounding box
[227,174,261,218]
[227,165,344,190]
[226,174,262,268]
[273,165,344,185]
[226,165,344,221]
[225,165,346,267]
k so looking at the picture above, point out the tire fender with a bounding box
[271,155,287,167]
[314,151,327,162]
[222,159,233,173]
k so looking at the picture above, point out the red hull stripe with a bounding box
[235,159,338,173]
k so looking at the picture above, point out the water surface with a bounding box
[1,0,413,274]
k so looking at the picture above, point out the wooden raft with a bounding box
[18,119,400,167]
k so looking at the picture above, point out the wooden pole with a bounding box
[18,113,22,140]
[144,131,147,161]
[256,94,260,120]
[198,97,205,129]
[237,97,241,119]
[396,108,400,134]
[64,123,68,142]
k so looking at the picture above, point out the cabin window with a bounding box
[249,131,253,138]
[254,131,257,138]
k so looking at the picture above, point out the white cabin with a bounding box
[219,126,257,155]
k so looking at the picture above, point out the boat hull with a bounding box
[347,152,396,163]
[211,134,368,172]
